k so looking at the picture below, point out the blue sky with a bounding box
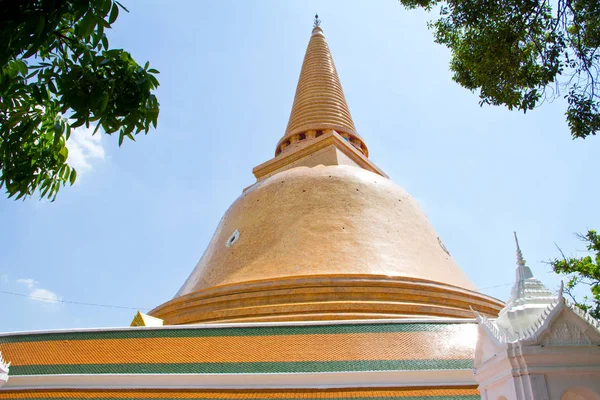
[1,0,598,332]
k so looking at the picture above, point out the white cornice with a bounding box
[0,369,476,390]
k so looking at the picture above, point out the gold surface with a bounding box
[254,131,386,181]
[175,165,477,294]
[151,275,502,324]
[151,164,503,324]
[276,27,365,156]
[130,311,163,327]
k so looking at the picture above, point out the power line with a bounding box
[478,282,514,291]
[0,289,150,311]
[0,282,520,311]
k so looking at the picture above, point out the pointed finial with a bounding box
[514,231,526,268]
[558,280,565,302]
[314,13,321,28]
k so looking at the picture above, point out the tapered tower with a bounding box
[276,22,366,157]
[149,23,503,324]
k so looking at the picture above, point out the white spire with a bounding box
[514,231,533,282]
[496,233,556,333]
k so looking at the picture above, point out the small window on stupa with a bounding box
[438,237,451,256]
[226,229,240,248]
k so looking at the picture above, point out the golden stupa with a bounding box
[1,20,527,400]
[149,24,503,325]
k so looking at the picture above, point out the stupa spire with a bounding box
[275,18,367,157]
[513,231,533,281]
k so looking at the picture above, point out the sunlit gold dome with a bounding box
[149,23,503,325]
[150,165,502,324]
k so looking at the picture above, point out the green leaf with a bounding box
[60,164,70,180]
[53,122,62,143]
[101,0,112,16]
[115,1,129,12]
[91,119,101,134]
[109,3,120,24]
[99,92,109,112]
[48,79,58,95]
[71,119,85,128]
[79,12,97,37]
[34,14,46,36]
[58,146,69,163]
[69,169,77,185]
[31,85,43,103]
[147,68,160,74]
[105,49,122,58]
[15,60,28,76]
[26,69,40,79]
[40,183,51,198]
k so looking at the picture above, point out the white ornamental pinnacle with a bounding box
[495,232,557,334]
[514,231,528,272]
[0,351,10,387]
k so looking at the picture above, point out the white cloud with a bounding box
[29,288,59,303]
[16,278,60,304]
[66,125,105,174]
[16,278,35,289]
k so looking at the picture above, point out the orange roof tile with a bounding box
[0,322,477,376]
[0,386,480,399]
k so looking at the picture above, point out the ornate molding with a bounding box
[253,131,387,181]
[542,321,592,346]
[475,296,600,345]
[0,351,10,387]
[565,298,600,331]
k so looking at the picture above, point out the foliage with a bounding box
[0,0,160,200]
[550,230,600,318]
[399,0,600,140]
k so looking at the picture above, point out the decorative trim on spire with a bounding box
[512,231,533,281]
[558,280,565,302]
[276,22,368,157]
[505,233,549,307]
[514,231,526,269]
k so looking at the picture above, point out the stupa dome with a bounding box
[180,165,473,293]
[150,165,502,324]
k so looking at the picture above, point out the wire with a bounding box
[478,282,514,291]
[0,282,517,311]
[0,289,150,311]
